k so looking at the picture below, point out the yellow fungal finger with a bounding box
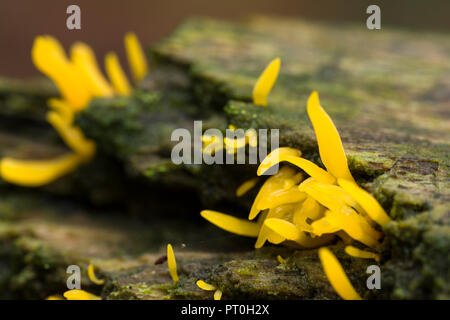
[257,147,301,176]
[167,244,179,283]
[236,178,259,197]
[306,91,354,182]
[196,280,216,291]
[71,42,113,97]
[32,36,91,111]
[258,149,335,185]
[338,178,391,226]
[105,52,132,96]
[47,111,96,160]
[0,153,83,187]
[88,264,105,285]
[124,32,148,83]
[48,98,74,124]
[318,247,362,300]
[252,57,281,107]
[277,255,286,264]
[201,210,260,237]
[214,289,223,300]
[345,246,380,262]
[63,289,101,300]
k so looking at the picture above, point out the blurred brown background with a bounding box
[1,0,449,78]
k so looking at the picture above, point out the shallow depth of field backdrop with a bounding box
[0,0,449,78]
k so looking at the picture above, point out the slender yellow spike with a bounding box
[214,289,223,300]
[252,58,281,107]
[32,36,91,111]
[257,147,301,176]
[0,153,83,187]
[236,178,259,197]
[258,148,336,185]
[71,42,113,97]
[88,264,105,285]
[201,210,259,237]
[105,52,132,96]
[277,255,286,264]
[306,91,354,182]
[196,280,216,291]
[167,244,179,283]
[338,178,391,226]
[47,111,96,160]
[48,98,74,124]
[63,289,101,300]
[124,32,148,83]
[345,246,380,262]
[318,247,362,300]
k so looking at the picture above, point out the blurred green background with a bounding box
[0,0,448,77]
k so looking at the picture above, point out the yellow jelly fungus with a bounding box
[345,246,380,262]
[318,247,362,300]
[338,178,391,226]
[32,35,91,111]
[200,89,392,295]
[197,280,222,300]
[252,58,281,107]
[0,33,149,188]
[48,98,74,124]
[196,280,216,291]
[214,289,223,300]
[277,255,286,264]
[46,111,96,160]
[167,244,179,283]
[306,91,354,182]
[125,32,148,83]
[88,264,105,285]
[63,289,101,300]
[236,177,259,197]
[70,42,114,97]
[105,52,132,96]
[200,210,260,237]
[0,153,84,187]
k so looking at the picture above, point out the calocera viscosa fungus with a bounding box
[0,33,148,187]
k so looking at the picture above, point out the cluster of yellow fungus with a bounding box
[200,58,391,299]
[0,33,148,187]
